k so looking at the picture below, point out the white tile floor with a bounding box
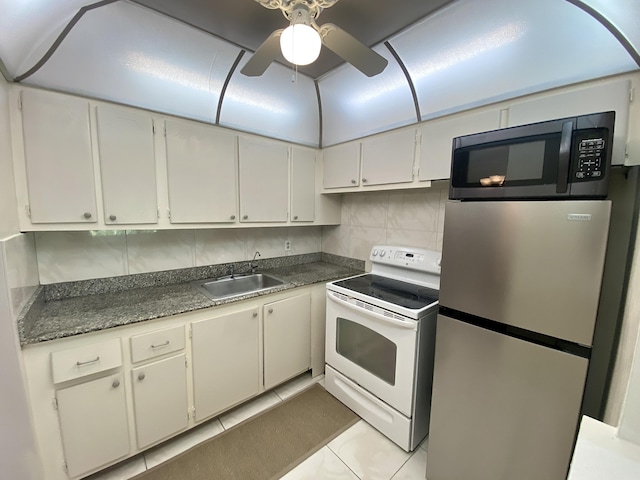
[89,372,428,480]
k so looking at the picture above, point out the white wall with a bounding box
[0,74,18,237]
[0,73,42,479]
[618,240,640,442]
[0,74,43,479]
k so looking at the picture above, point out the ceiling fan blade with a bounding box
[319,23,388,77]
[240,29,284,77]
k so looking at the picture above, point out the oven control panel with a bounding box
[370,245,441,273]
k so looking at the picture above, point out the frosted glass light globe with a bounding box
[280,24,321,66]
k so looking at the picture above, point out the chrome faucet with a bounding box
[249,251,261,274]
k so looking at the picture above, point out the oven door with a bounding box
[325,290,418,417]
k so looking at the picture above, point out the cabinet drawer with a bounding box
[51,338,122,385]
[130,325,185,364]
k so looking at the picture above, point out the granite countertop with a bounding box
[18,258,362,346]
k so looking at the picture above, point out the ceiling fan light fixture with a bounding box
[280,23,321,66]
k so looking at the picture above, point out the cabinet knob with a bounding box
[293,215,299,220]
[351,179,357,184]
[268,308,273,314]
[112,379,120,388]
[83,212,92,219]
[230,215,236,220]
[243,215,248,220]
[362,178,368,183]
[138,373,146,381]
[252,312,258,318]
[109,214,117,221]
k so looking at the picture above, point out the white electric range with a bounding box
[324,245,441,451]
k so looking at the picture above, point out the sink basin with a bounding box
[192,273,286,300]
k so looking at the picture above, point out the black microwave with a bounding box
[449,111,615,200]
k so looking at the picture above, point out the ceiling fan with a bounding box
[241,0,388,77]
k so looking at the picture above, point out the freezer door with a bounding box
[440,200,611,345]
[427,314,589,480]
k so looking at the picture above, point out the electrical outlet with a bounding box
[284,240,291,251]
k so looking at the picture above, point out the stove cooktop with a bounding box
[332,274,439,310]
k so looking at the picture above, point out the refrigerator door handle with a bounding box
[556,120,574,194]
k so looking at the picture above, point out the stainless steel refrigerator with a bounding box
[427,199,612,480]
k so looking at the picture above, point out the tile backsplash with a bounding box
[321,182,448,269]
[35,227,322,284]
[33,184,448,284]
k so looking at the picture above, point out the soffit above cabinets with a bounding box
[0,0,638,148]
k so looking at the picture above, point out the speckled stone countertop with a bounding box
[18,254,363,346]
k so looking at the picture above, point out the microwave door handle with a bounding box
[557,120,574,194]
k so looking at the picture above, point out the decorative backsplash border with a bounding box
[43,252,364,301]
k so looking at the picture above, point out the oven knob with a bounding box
[380,250,386,258]
[372,250,379,257]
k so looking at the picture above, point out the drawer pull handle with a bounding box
[151,340,170,349]
[112,380,120,388]
[76,356,100,367]
[138,373,146,381]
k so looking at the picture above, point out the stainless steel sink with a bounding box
[192,273,286,300]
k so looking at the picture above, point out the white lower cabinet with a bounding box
[191,306,261,422]
[55,373,130,478]
[23,286,320,480]
[131,354,189,449]
[263,294,311,390]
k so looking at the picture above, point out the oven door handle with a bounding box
[327,291,416,330]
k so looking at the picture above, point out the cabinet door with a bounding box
[96,104,158,225]
[419,109,501,181]
[20,89,97,224]
[322,141,361,188]
[56,373,129,478]
[131,354,188,449]
[166,119,237,223]
[264,294,311,390]
[238,137,289,222]
[291,147,315,222]
[362,129,416,186]
[507,78,631,166]
[191,307,260,422]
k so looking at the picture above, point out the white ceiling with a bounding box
[0,0,638,147]
[130,0,456,79]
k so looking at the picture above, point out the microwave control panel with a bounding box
[573,128,608,181]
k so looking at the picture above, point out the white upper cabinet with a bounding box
[238,137,289,223]
[361,129,416,186]
[96,104,158,225]
[507,78,632,166]
[323,141,361,189]
[419,109,501,181]
[165,119,238,223]
[20,89,97,224]
[290,147,316,222]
